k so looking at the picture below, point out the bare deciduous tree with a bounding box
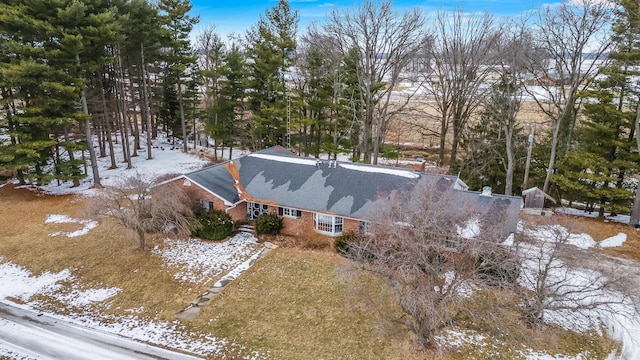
[524,0,612,193]
[516,216,635,329]
[90,174,194,250]
[323,0,429,164]
[419,10,501,166]
[479,21,532,196]
[343,180,518,348]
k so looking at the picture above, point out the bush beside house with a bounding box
[194,210,234,240]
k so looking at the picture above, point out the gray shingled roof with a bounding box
[184,146,521,234]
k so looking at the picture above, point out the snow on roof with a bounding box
[248,153,319,166]
[338,163,420,179]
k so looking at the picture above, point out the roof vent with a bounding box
[480,186,492,197]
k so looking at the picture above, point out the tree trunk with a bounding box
[438,114,447,166]
[136,226,146,250]
[96,118,106,157]
[116,46,132,169]
[178,80,188,153]
[100,78,117,170]
[63,126,81,187]
[543,111,564,194]
[77,54,101,188]
[140,43,153,160]
[629,102,640,226]
[504,125,514,196]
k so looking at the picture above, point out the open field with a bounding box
[0,184,627,359]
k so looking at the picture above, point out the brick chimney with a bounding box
[412,157,426,173]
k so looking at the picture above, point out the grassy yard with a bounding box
[0,184,623,359]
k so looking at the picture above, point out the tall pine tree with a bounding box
[246,0,298,149]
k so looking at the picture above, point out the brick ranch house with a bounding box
[165,146,522,238]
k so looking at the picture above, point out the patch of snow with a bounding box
[502,233,515,246]
[525,224,596,249]
[557,207,631,225]
[52,286,121,308]
[338,163,419,179]
[45,214,98,238]
[213,249,264,288]
[0,257,266,359]
[516,224,640,359]
[249,153,318,166]
[0,260,70,301]
[152,232,263,284]
[457,218,480,239]
[0,259,119,308]
[436,329,487,349]
[36,133,209,196]
[599,233,627,249]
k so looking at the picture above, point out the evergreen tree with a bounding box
[158,0,199,152]
[216,41,249,157]
[554,85,637,216]
[121,0,166,160]
[246,0,298,149]
[55,0,119,187]
[0,0,114,185]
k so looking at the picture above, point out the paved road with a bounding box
[0,302,202,360]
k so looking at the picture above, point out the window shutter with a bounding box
[296,210,302,218]
[278,207,283,216]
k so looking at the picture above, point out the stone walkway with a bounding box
[176,240,278,321]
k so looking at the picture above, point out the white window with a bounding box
[358,221,371,235]
[247,202,269,220]
[279,207,301,218]
[313,213,343,236]
[201,200,214,211]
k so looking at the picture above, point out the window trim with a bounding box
[313,213,344,236]
[278,207,302,219]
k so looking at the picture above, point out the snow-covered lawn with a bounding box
[152,232,264,284]
[45,214,98,238]
[0,232,268,359]
[31,133,211,196]
[517,223,640,360]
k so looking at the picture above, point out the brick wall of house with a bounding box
[280,211,313,236]
[169,177,364,238]
[171,177,228,211]
[343,218,360,234]
[227,202,248,223]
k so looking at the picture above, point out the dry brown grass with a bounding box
[0,185,623,359]
[0,184,206,321]
[190,248,418,360]
[542,214,640,261]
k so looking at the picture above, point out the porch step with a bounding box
[238,224,255,233]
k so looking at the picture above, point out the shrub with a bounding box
[299,223,331,250]
[475,250,520,287]
[254,213,284,235]
[334,232,373,260]
[194,209,234,240]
